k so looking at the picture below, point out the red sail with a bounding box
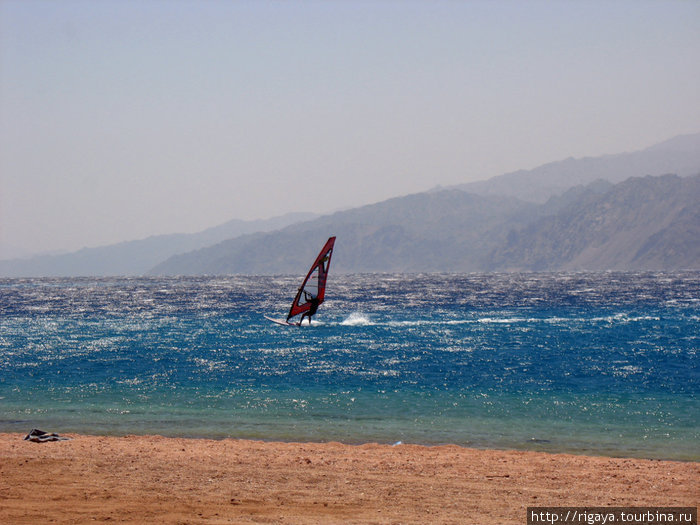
[287,236,336,322]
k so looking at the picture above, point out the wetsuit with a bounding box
[299,296,320,325]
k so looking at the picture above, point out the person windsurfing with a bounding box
[298,293,320,326]
[264,236,336,327]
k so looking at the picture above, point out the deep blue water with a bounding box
[1,272,698,460]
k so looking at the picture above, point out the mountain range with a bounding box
[452,132,700,203]
[2,132,699,276]
[151,173,699,275]
[487,174,700,271]
[0,212,316,277]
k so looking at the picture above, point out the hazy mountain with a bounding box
[453,132,700,203]
[150,191,539,275]
[0,212,317,277]
[152,174,700,274]
[487,174,700,271]
[4,133,699,277]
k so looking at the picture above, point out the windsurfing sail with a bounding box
[286,236,336,325]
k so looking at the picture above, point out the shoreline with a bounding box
[1,433,697,524]
[4,424,697,463]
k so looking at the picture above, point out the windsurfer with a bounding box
[268,236,335,327]
[298,294,320,325]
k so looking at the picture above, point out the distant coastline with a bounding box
[3,132,699,277]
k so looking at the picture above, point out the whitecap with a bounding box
[341,313,372,326]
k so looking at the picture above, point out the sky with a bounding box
[1,0,699,258]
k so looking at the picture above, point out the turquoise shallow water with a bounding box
[1,272,698,460]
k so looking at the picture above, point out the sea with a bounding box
[1,272,698,461]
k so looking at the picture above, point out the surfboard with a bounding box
[264,315,296,327]
[265,236,336,327]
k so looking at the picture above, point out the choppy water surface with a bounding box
[1,272,698,460]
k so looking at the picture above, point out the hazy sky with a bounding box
[1,0,699,258]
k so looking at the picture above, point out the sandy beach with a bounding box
[0,433,697,524]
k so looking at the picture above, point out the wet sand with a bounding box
[0,433,697,524]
